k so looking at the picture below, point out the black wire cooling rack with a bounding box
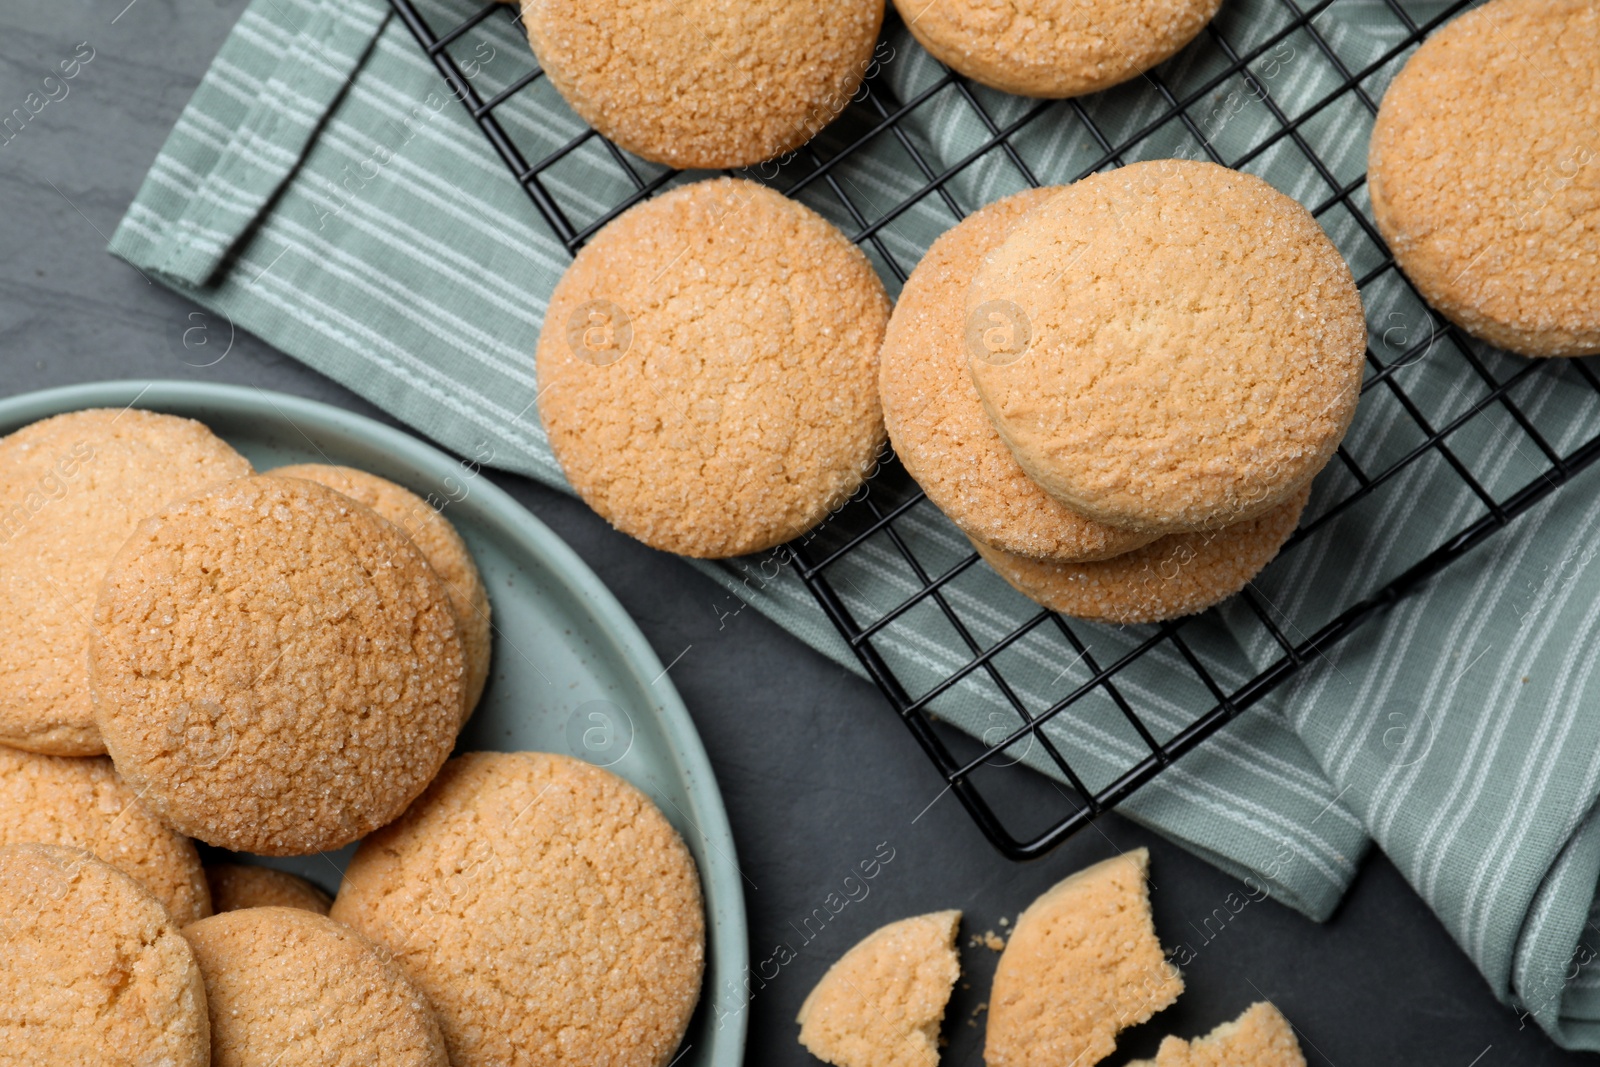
[390,0,1600,859]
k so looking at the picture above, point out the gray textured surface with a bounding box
[0,0,1588,1062]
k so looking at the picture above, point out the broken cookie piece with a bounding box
[1130,1001,1306,1067]
[797,910,962,1067]
[986,848,1182,1066]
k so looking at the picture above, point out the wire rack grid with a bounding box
[389,0,1600,859]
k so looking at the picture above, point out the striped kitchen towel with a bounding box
[107,0,1600,1046]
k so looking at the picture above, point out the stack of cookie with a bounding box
[0,409,705,1067]
[882,160,1369,624]
[533,161,1366,624]
[796,849,1307,1067]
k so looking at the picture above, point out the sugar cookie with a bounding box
[206,863,332,915]
[0,844,209,1064]
[0,745,209,925]
[537,178,890,557]
[0,408,250,755]
[91,475,464,856]
[895,0,1221,98]
[330,751,704,1067]
[881,187,1154,561]
[797,910,961,1067]
[1368,0,1600,357]
[1129,1001,1306,1067]
[967,160,1365,535]
[184,907,448,1067]
[271,464,491,718]
[973,482,1310,624]
[522,0,885,168]
[986,848,1182,1067]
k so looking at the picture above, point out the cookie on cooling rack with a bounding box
[184,907,449,1067]
[0,408,251,756]
[206,864,333,916]
[521,0,884,169]
[90,475,464,856]
[797,910,961,1067]
[0,844,209,1065]
[536,178,890,558]
[893,0,1221,98]
[967,161,1365,535]
[330,751,704,1067]
[986,848,1182,1067]
[881,186,1155,562]
[271,464,491,720]
[1368,0,1600,357]
[1129,1002,1306,1067]
[0,745,210,926]
[972,482,1310,625]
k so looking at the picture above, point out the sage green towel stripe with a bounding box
[105,1,1600,1052]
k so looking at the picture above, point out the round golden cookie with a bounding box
[205,864,332,916]
[973,482,1310,624]
[537,178,891,558]
[1368,0,1600,357]
[90,475,465,856]
[0,745,209,926]
[967,160,1366,535]
[184,907,449,1067]
[894,0,1221,98]
[521,0,884,169]
[882,188,1155,562]
[270,464,492,719]
[0,844,209,1065]
[330,751,705,1067]
[0,408,251,756]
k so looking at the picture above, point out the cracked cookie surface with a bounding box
[0,843,209,1066]
[0,746,209,926]
[270,463,491,720]
[331,751,705,1067]
[522,0,884,168]
[893,0,1221,98]
[0,408,250,755]
[90,475,464,856]
[537,178,890,558]
[184,906,448,1067]
[1368,0,1600,357]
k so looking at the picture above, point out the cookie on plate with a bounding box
[881,186,1154,562]
[0,408,251,755]
[972,482,1310,624]
[797,910,961,1067]
[522,0,884,168]
[271,463,492,719]
[330,751,705,1067]
[1129,1001,1306,1067]
[894,0,1221,98]
[184,907,449,1067]
[0,745,209,926]
[1368,0,1600,357]
[537,178,890,558]
[986,848,1182,1067]
[967,160,1366,535]
[0,844,209,1064]
[206,863,332,916]
[90,475,465,856]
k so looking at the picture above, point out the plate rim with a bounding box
[0,378,749,1067]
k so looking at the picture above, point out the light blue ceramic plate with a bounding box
[0,380,747,1067]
